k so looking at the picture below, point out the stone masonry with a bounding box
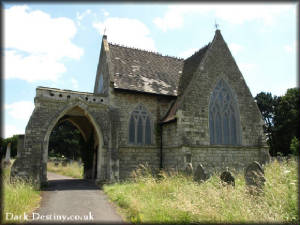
[11,29,270,188]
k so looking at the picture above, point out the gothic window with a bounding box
[129,105,152,145]
[209,79,241,145]
[97,73,103,93]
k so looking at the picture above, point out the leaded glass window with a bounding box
[129,105,152,145]
[209,79,241,145]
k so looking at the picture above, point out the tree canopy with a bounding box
[255,88,299,156]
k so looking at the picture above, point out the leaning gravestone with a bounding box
[220,170,235,186]
[194,163,209,182]
[184,163,193,176]
[244,161,266,194]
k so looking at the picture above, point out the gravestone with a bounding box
[245,161,266,194]
[194,163,209,182]
[220,170,235,186]
[184,163,193,176]
[62,161,67,167]
[3,143,12,167]
[54,161,59,167]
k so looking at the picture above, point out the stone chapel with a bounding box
[11,29,270,187]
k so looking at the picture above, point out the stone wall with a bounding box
[175,30,266,147]
[163,146,269,174]
[11,87,115,187]
[111,91,175,146]
[118,147,160,179]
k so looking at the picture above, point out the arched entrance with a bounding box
[41,105,104,184]
[10,87,119,189]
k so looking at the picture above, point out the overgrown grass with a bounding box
[47,161,83,178]
[2,164,41,223]
[103,159,298,223]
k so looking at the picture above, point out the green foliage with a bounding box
[290,137,299,156]
[103,160,298,223]
[47,161,83,178]
[255,88,300,156]
[2,165,41,223]
[49,120,84,160]
[0,135,18,159]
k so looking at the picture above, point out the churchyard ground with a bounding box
[103,158,298,223]
[2,162,41,223]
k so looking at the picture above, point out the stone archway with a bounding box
[11,87,120,188]
[41,105,105,184]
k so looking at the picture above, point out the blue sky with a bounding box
[3,3,298,138]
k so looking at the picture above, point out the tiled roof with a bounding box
[162,44,210,123]
[177,44,210,95]
[108,43,184,96]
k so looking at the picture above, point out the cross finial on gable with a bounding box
[215,20,219,30]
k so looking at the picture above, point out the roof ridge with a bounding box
[185,43,211,61]
[108,42,184,61]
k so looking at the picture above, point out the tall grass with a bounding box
[2,165,41,223]
[103,159,298,223]
[47,161,83,178]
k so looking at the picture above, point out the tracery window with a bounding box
[129,105,152,145]
[209,79,241,145]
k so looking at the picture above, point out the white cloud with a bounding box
[76,9,92,26]
[4,50,66,82]
[228,43,243,56]
[4,125,24,138]
[93,17,156,51]
[284,41,297,54]
[4,5,83,82]
[5,101,34,120]
[101,9,110,17]
[178,47,198,59]
[154,4,293,31]
[71,78,79,89]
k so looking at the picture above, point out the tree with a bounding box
[49,120,84,160]
[255,92,280,155]
[273,88,299,155]
[255,88,300,156]
[0,135,18,159]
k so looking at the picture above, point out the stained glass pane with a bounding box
[137,117,143,144]
[145,116,151,144]
[223,113,229,144]
[209,112,215,144]
[209,79,240,145]
[230,113,237,145]
[215,112,222,144]
[129,116,135,143]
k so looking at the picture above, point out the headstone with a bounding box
[184,163,193,176]
[3,143,12,167]
[62,161,67,167]
[244,161,266,194]
[194,163,209,182]
[220,170,235,186]
[5,143,11,161]
[54,161,59,167]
